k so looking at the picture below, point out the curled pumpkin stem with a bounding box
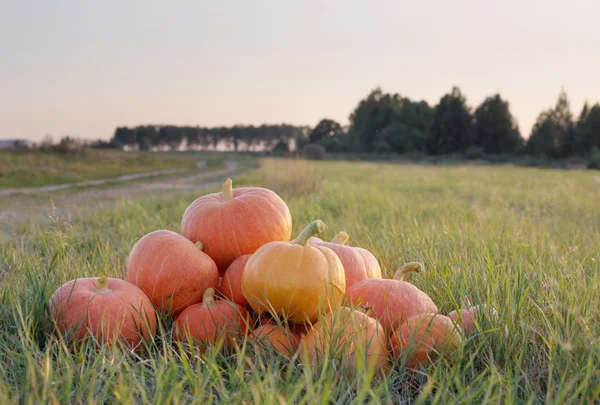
[95,276,109,290]
[222,178,234,201]
[294,220,327,246]
[330,231,349,245]
[202,288,216,307]
[393,262,423,282]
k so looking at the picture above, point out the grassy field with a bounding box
[1,158,599,403]
[0,149,227,188]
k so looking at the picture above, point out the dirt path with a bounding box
[0,161,213,197]
[0,160,246,238]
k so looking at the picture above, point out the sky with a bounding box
[1,0,599,142]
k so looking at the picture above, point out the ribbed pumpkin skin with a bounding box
[448,304,497,335]
[219,254,251,307]
[308,237,382,288]
[299,307,390,378]
[180,187,292,273]
[250,323,299,355]
[242,242,346,324]
[346,279,438,333]
[391,313,462,369]
[49,277,156,350]
[173,299,249,351]
[126,230,219,315]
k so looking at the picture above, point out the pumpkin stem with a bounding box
[195,241,204,251]
[222,178,234,201]
[330,231,349,245]
[96,276,109,290]
[358,304,374,317]
[393,262,423,281]
[202,287,216,307]
[294,220,327,246]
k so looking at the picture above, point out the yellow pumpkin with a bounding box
[242,220,346,324]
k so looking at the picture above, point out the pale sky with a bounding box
[1,0,599,141]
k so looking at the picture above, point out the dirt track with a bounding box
[0,161,244,237]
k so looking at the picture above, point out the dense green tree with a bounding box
[474,94,523,154]
[527,90,573,157]
[348,88,402,152]
[348,88,433,153]
[427,87,475,155]
[575,102,600,155]
[309,119,343,143]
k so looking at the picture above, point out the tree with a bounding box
[474,94,523,154]
[576,103,600,154]
[347,88,433,153]
[527,89,573,157]
[427,87,475,155]
[309,119,343,143]
[348,88,402,152]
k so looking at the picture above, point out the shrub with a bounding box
[587,147,600,170]
[464,146,485,160]
[374,141,393,154]
[302,144,326,160]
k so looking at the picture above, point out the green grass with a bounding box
[0,149,228,188]
[1,158,599,403]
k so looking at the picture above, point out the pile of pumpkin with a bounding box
[49,178,491,375]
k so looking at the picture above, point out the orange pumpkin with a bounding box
[391,313,462,369]
[448,304,497,335]
[307,231,382,288]
[180,178,292,273]
[126,230,219,315]
[345,262,438,333]
[299,307,390,378]
[242,220,346,324]
[218,254,251,307]
[173,288,249,351]
[49,277,156,350]
[250,322,299,355]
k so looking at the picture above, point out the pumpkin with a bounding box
[299,307,390,378]
[218,254,251,307]
[250,322,299,355]
[126,230,219,315]
[448,304,497,335]
[391,313,462,369]
[242,220,346,324]
[345,262,438,333]
[180,178,292,273]
[49,276,156,350]
[307,231,382,288]
[173,288,249,351]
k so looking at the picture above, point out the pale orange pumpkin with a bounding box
[126,230,219,315]
[307,232,382,288]
[345,262,438,333]
[180,178,292,273]
[299,307,390,378]
[242,220,346,324]
[448,304,497,335]
[49,277,156,350]
[173,288,249,351]
[250,322,299,355]
[218,254,251,307]
[391,313,462,369]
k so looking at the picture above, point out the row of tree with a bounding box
[111,124,309,152]
[309,87,600,157]
[108,87,599,158]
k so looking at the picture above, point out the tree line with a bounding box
[110,124,309,152]
[106,86,600,161]
[309,87,600,159]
